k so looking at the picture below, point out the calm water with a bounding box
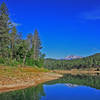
[0,74,100,100]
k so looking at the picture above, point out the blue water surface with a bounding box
[41,84,100,100]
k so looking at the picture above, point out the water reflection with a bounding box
[0,74,100,100]
[0,84,45,100]
[46,74,100,89]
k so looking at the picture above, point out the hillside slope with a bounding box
[44,53,100,70]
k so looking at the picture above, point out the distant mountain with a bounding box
[64,55,82,60]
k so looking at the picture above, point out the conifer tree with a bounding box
[33,29,42,60]
[10,26,17,59]
[27,33,33,50]
[0,2,11,57]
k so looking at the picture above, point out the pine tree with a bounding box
[10,26,17,59]
[27,33,33,50]
[33,29,42,60]
[26,33,33,59]
[0,2,11,57]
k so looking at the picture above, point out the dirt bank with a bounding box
[54,69,100,75]
[0,67,62,93]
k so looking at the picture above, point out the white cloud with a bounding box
[80,9,100,20]
[12,22,21,26]
[91,48,100,53]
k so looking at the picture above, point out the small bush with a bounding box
[0,57,5,64]
[25,58,35,66]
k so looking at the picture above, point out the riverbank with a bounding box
[53,69,100,75]
[0,66,62,93]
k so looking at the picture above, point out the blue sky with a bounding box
[1,0,100,58]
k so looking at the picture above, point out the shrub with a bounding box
[0,57,5,64]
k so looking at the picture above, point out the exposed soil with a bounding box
[0,67,62,93]
[53,69,100,75]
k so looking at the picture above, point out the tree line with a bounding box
[44,53,100,70]
[0,2,45,67]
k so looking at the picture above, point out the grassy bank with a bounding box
[0,66,62,93]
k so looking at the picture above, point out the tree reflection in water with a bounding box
[45,74,100,90]
[0,74,100,100]
[0,84,45,100]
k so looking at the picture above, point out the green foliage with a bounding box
[0,57,5,64]
[25,58,35,66]
[0,2,11,58]
[2,58,20,67]
[30,60,43,68]
[44,53,100,70]
[0,2,44,68]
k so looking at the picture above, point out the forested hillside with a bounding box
[0,2,45,67]
[44,53,100,70]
